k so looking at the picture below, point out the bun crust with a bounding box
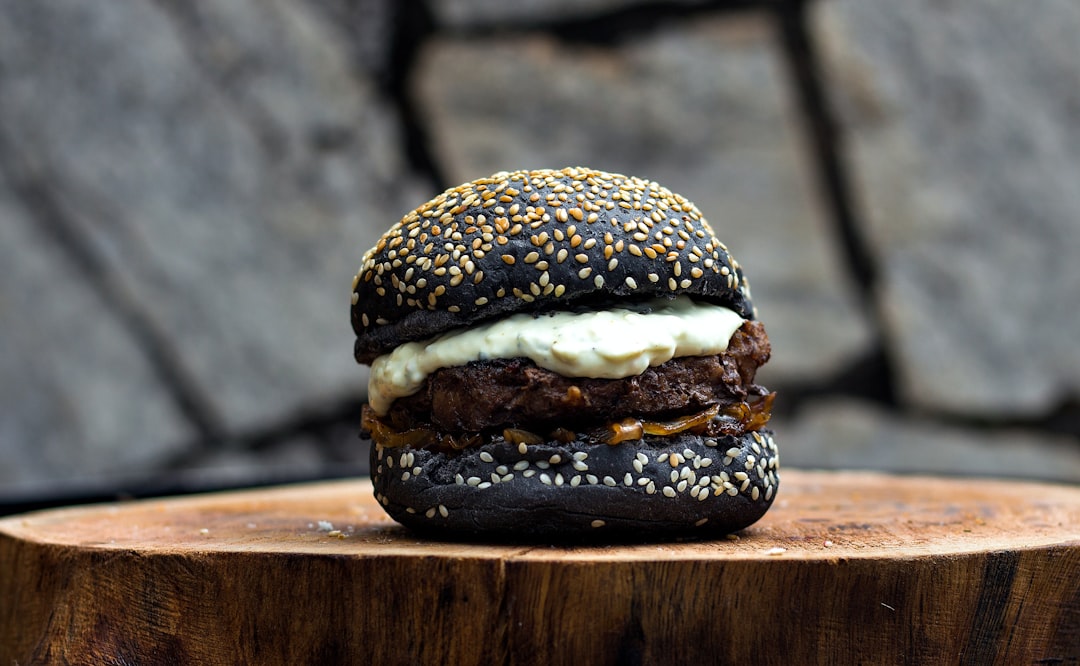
[370,429,779,540]
[352,167,755,363]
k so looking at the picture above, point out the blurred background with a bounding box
[2,0,1079,514]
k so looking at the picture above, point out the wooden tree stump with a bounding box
[2,470,1079,664]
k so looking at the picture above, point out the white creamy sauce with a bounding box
[367,295,745,414]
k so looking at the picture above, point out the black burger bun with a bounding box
[371,429,779,541]
[352,167,756,364]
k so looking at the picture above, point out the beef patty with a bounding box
[380,320,771,434]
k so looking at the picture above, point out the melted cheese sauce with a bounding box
[367,296,745,414]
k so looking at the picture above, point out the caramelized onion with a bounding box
[362,392,776,450]
[446,433,481,450]
[604,418,645,445]
[550,427,577,444]
[641,405,720,436]
[503,428,545,446]
[722,392,775,431]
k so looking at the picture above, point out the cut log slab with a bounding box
[2,470,1078,665]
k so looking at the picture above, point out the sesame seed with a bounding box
[662,486,677,498]
[513,460,529,471]
[540,473,552,486]
[480,451,494,463]
[524,469,536,478]
[426,508,436,518]
[467,476,481,486]
[591,519,605,528]
[586,474,599,485]
[438,505,449,518]
[603,476,617,487]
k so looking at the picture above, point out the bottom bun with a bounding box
[370,429,779,541]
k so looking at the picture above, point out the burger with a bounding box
[352,167,778,540]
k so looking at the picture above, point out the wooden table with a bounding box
[2,470,1079,664]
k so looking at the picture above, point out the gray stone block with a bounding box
[0,0,422,437]
[414,15,873,381]
[779,399,1080,483]
[815,0,1080,416]
[0,187,192,492]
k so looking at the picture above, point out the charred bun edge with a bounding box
[352,167,755,363]
[370,429,779,542]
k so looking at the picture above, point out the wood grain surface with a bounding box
[2,470,1079,664]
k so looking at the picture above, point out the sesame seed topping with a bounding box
[353,167,754,357]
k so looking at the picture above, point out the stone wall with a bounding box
[2,0,1078,508]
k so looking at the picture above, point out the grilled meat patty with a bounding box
[381,320,771,434]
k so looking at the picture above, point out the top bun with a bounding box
[352,167,755,363]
